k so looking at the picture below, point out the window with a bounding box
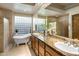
[49,22,56,34]
[33,17,46,32]
[15,16,32,34]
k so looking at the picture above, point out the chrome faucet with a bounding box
[64,39,73,46]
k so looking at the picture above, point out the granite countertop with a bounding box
[32,33,79,56]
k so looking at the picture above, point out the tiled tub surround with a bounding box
[31,33,79,56]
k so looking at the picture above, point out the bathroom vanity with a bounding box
[30,33,64,56]
[30,33,79,56]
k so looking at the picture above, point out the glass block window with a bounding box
[15,16,32,34]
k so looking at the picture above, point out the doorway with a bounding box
[4,18,9,51]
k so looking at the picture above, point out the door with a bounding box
[72,14,79,39]
[4,18,9,51]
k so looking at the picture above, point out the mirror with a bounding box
[47,15,69,38]
[34,3,69,38]
[33,8,47,34]
[32,3,79,40]
[46,4,69,38]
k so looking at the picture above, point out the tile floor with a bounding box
[0,44,33,56]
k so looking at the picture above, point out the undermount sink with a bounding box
[55,42,79,55]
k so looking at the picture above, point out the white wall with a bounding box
[4,18,9,51]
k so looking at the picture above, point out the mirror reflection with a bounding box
[34,3,79,39]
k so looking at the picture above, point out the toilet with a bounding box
[13,33,31,45]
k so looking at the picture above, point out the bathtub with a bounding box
[54,42,79,56]
[13,33,31,45]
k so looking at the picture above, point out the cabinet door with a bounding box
[34,37,39,56]
[31,36,36,51]
[45,45,62,56]
[39,40,44,56]
[31,36,39,56]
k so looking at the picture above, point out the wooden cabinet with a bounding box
[30,36,38,55]
[45,45,62,56]
[0,17,3,52]
[30,36,35,50]
[72,14,79,39]
[34,38,38,55]
[38,40,45,56]
[31,35,64,56]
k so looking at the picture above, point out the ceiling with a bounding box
[38,3,79,16]
[0,3,79,16]
[37,8,64,16]
[0,3,34,14]
[46,3,79,10]
[23,3,35,6]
